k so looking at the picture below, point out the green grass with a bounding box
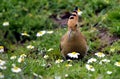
[0,0,120,79]
[0,29,120,79]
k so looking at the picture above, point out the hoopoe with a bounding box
[60,7,88,60]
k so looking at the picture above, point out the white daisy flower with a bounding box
[106,71,112,75]
[95,52,105,58]
[78,9,83,16]
[78,11,83,16]
[87,58,97,63]
[10,56,17,60]
[99,59,110,65]
[0,65,7,70]
[0,60,6,66]
[110,48,115,52]
[47,48,54,52]
[33,72,43,79]
[12,64,16,67]
[114,62,120,67]
[90,27,98,33]
[55,75,61,79]
[0,72,4,78]
[33,72,38,77]
[20,54,27,58]
[67,52,80,59]
[55,59,63,64]
[11,66,22,73]
[43,55,49,59]
[3,21,9,26]
[46,31,54,34]
[18,57,24,63]
[85,64,95,72]
[65,64,72,67]
[27,45,34,49]
[21,32,30,36]
[0,46,4,53]
[65,74,68,77]
[67,59,72,62]
[36,31,46,37]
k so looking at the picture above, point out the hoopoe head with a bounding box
[67,7,80,31]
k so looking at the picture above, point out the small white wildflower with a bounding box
[18,57,24,63]
[43,55,49,59]
[0,72,4,78]
[67,52,80,59]
[67,59,72,62]
[110,48,115,52]
[47,48,54,52]
[10,56,17,60]
[78,9,82,16]
[114,62,120,67]
[90,27,98,33]
[46,31,54,34]
[36,31,46,37]
[95,52,105,58]
[106,71,112,75]
[78,11,82,16]
[65,64,72,67]
[0,60,6,66]
[87,58,97,63]
[20,54,27,58]
[21,32,30,36]
[65,74,68,77]
[99,59,110,65]
[27,45,34,49]
[12,64,16,67]
[0,65,7,70]
[11,66,22,73]
[0,46,4,53]
[38,75,43,79]
[85,64,95,72]
[3,21,9,26]
[33,72,43,79]
[55,59,63,64]
[55,75,61,79]
[33,72,38,77]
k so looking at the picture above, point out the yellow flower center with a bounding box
[110,48,115,52]
[72,52,77,55]
[0,46,4,49]
[117,62,120,65]
[65,64,72,67]
[24,32,27,35]
[21,54,26,56]
[98,52,103,56]
[38,32,43,34]
[57,59,61,62]
[89,65,93,69]
[14,67,19,70]
[78,9,80,12]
